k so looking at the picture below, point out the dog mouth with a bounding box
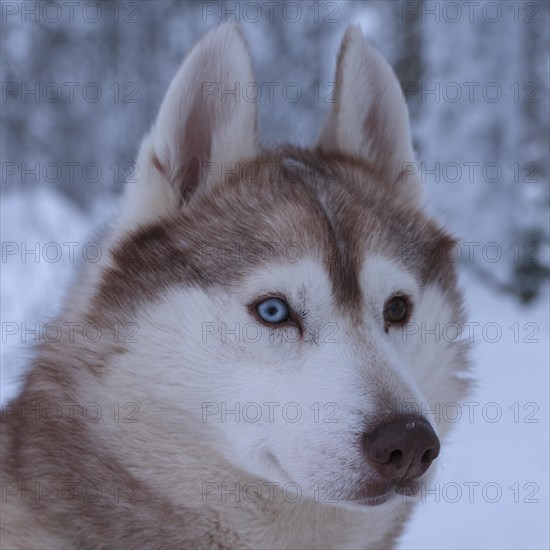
[262,451,422,507]
[351,480,421,506]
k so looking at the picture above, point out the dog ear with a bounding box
[318,26,421,203]
[117,23,259,231]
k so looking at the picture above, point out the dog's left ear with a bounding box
[116,23,259,232]
[318,26,421,203]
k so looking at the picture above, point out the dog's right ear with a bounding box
[116,23,259,232]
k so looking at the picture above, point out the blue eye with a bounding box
[256,297,291,324]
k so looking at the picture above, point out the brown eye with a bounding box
[383,296,410,326]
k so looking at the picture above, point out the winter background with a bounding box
[1,0,549,548]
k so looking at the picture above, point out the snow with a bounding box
[1,189,548,548]
[398,269,550,549]
[1,189,116,401]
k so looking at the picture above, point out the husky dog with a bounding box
[1,23,470,549]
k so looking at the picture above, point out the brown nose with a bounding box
[363,416,440,481]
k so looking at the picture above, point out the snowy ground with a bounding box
[1,189,549,549]
[398,269,549,549]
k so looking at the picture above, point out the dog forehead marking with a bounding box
[98,148,452,325]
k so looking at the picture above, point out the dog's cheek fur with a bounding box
[81,261,369,493]
[403,284,471,439]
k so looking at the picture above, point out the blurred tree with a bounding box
[512,0,549,302]
[1,0,548,301]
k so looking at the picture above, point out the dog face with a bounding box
[94,24,469,507]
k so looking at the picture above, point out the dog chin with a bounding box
[347,480,421,508]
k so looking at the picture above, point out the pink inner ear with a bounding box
[362,94,388,168]
[151,152,163,174]
[177,156,201,206]
[173,95,214,204]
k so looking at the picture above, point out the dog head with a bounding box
[95,23,470,507]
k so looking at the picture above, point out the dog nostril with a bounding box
[388,449,403,466]
[421,449,432,464]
